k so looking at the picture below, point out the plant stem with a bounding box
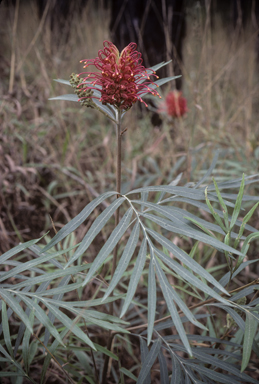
[102,111,122,384]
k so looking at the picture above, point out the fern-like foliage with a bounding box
[1,155,259,383]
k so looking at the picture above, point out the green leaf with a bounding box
[148,60,172,73]
[119,367,137,381]
[170,207,231,238]
[49,94,79,102]
[73,349,93,376]
[12,286,36,357]
[0,237,41,264]
[241,231,259,255]
[82,208,133,286]
[139,337,151,384]
[207,174,259,191]
[183,216,217,239]
[120,239,147,318]
[2,301,13,358]
[23,306,35,373]
[194,151,219,189]
[141,210,242,256]
[154,248,230,306]
[28,341,38,369]
[103,221,140,300]
[212,177,230,230]
[29,244,64,269]
[40,329,68,384]
[170,353,182,383]
[154,259,208,332]
[13,264,89,290]
[157,175,183,204]
[0,290,33,334]
[161,197,255,233]
[93,343,118,361]
[147,246,156,346]
[0,245,78,283]
[192,349,259,383]
[41,301,96,350]
[154,258,192,356]
[236,232,259,269]
[67,197,126,269]
[141,75,182,98]
[230,174,245,231]
[41,191,117,253]
[184,362,242,384]
[44,276,71,351]
[53,79,71,86]
[234,202,259,248]
[205,187,227,232]
[0,372,25,378]
[127,185,210,201]
[0,344,29,381]
[137,339,162,384]
[146,229,229,295]
[158,350,169,384]
[241,311,258,372]
[14,293,64,346]
[141,191,149,212]
[92,98,117,122]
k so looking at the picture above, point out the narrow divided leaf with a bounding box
[0,344,28,380]
[137,339,162,384]
[139,337,151,384]
[158,350,169,384]
[147,246,156,346]
[2,301,13,358]
[65,197,126,269]
[230,174,245,231]
[83,208,133,286]
[103,221,140,300]
[42,301,96,350]
[42,191,117,253]
[0,290,33,334]
[170,353,183,384]
[154,248,230,306]
[49,94,79,102]
[119,367,138,381]
[205,187,227,232]
[241,311,258,372]
[14,293,64,346]
[120,239,147,318]
[154,258,192,356]
[194,151,219,189]
[23,306,35,373]
[212,178,229,230]
[147,229,229,296]
[0,237,41,264]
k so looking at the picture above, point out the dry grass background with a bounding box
[0,2,259,381]
[1,0,259,253]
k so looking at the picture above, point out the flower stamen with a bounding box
[76,41,159,111]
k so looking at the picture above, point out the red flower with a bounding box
[163,90,187,118]
[77,41,161,110]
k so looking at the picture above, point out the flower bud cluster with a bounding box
[69,73,94,108]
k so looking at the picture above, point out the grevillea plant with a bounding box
[0,41,259,384]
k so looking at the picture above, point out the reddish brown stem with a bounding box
[102,113,122,384]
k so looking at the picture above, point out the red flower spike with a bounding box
[77,41,161,111]
[164,91,187,118]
